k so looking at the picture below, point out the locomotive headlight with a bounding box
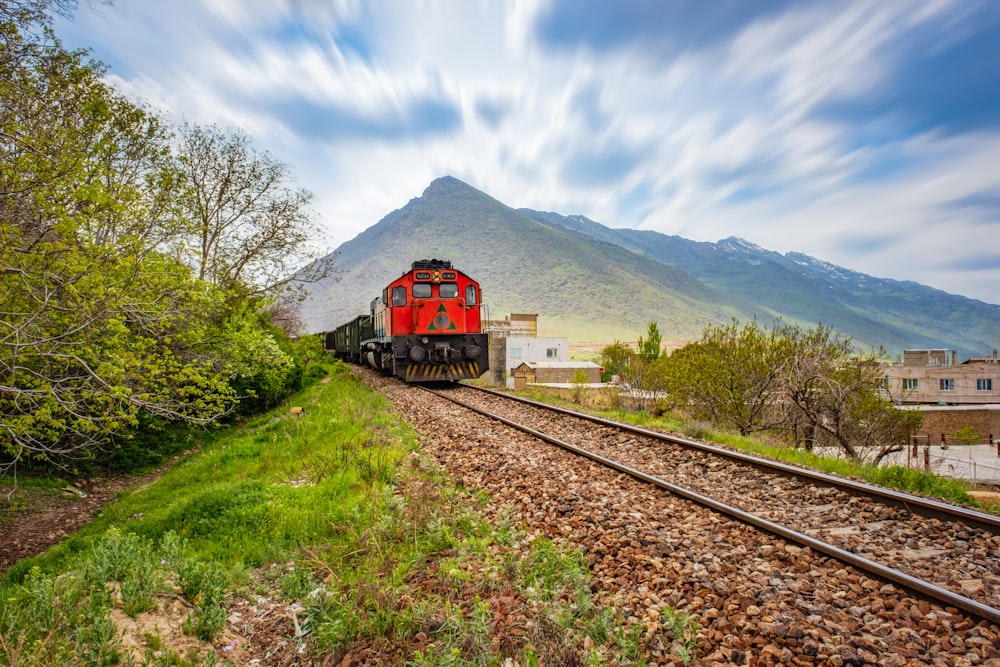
[409,345,426,362]
[433,313,450,329]
[464,344,481,359]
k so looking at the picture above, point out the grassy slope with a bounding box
[522,211,1000,358]
[0,365,695,666]
[300,177,752,342]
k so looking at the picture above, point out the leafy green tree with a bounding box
[637,321,662,360]
[600,341,634,383]
[601,327,668,412]
[0,6,237,469]
[662,319,789,436]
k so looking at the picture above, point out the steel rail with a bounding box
[462,385,1000,534]
[425,387,1000,627]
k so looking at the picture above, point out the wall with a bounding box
[535,366,602,384]
[905,406,1000,445]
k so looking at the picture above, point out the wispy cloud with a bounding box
[53,0,1000,304]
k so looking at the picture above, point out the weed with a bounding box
[176,559,229,640]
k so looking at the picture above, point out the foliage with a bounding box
[662,319,788,436]
[169,122,328,298]
[778,322,917,462]
[951,425,979,446]
[571,369,588,404]
[0,10,238,470]
[599,341,634,383]
[637,321,662,360]
[600,326,669,412]
[658,319,920,461]
[0,4,329,472]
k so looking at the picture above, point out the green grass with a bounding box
[1,361,698,666]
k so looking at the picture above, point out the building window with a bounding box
[902,378,918,391]
[510,348,521,359]
[940,379,955,391]
[878,376,888,389]
[978,378,994,391]
[546,347,558,358]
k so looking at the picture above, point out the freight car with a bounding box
[325,260,489,382]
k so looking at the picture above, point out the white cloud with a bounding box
[51,0,1000,304]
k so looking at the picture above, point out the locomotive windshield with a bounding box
[439,283,458,298]
[413,284,432,298]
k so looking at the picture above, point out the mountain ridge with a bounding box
[300,176,999,359]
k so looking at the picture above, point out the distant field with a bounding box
[535,316,697,361]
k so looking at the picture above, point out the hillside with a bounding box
[520,210,1000,357]
[300,176,1000,358]
[300,176,752,343]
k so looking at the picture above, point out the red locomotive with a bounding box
[325,260,489,382]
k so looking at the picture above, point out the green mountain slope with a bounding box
[300,176,751,343]
[520,211,1000,358]
[300,176,999,358]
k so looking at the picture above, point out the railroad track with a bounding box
[424,383,1000,627]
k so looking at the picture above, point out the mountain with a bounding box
[299,176,1000,358]
[519,210,1000,357]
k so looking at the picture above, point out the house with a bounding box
[485,314,573,387]
[503,337,569,387]
[882,349,999,405]
[882,349,1000,445]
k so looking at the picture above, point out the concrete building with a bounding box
[882,349,1000,405]
[485,314,539,385]
[881,349,1000,445]
[502,336,569,387]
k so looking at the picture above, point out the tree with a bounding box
[637,321,662,361]
[170,123,328,297]
[0,8,238,470]
[601,325,668,412]
[662,319,789,436]
[600,341,634,383]
[778,323,917,463]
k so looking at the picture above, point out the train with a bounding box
[323,259,490,382]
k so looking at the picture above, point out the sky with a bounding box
[53,0,1000,305]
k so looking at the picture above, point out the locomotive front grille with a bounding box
[404,361,482,382]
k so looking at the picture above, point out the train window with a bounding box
[439,283,458,298]
[413,283,432,298]
[392,286,406,306]
[465,285,477,305]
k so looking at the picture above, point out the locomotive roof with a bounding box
[410,259,452,270]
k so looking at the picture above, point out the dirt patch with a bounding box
[0,463,178,575]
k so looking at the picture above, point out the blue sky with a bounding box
[55,0,1000,305]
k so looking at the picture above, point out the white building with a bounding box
[503,336,568,388]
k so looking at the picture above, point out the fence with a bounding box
[899,438,1000,486]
